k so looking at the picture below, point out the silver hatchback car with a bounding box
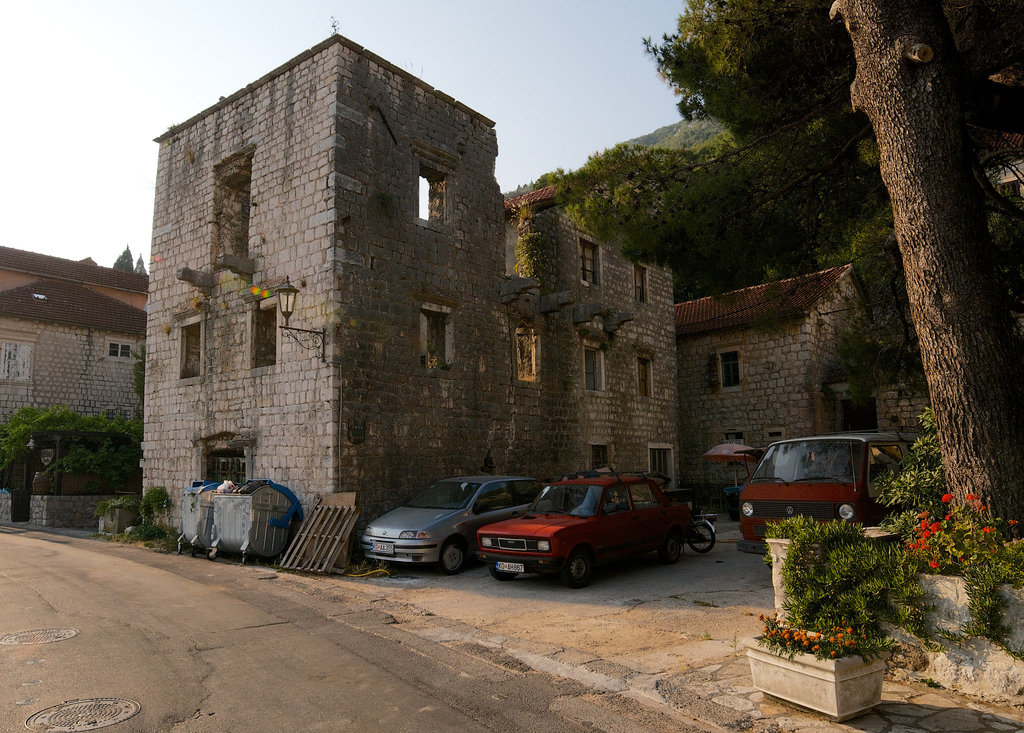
[361,475,542,574]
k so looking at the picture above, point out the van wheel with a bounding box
[559,548,593,588]
[439,538,467,575]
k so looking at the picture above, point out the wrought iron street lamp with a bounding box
[275,277,325,362]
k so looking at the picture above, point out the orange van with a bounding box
[737,432,913,553]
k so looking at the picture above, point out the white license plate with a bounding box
[496,561,525,573]
[372,541,395,556]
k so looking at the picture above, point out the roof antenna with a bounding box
[330,15,339,35]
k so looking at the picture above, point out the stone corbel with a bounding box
[603,312,634,334]
[572,303,604,325]
[540,291,573,313]
[215,253,255,277]
[499,276,539,304]
[177,267,215,293]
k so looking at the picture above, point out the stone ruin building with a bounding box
[143,36,678,523]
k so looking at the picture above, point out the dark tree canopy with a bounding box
[112,246,134,272]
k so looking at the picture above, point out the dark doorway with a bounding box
[841,399,878,431]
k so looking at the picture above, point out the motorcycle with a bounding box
[686,508,717,553]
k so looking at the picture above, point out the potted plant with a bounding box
[95,495,140,534]
[749,517,923,720]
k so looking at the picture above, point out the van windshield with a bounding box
[751,440,863,485]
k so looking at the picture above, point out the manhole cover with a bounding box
[25,698,140,731]
[1,629,79,646]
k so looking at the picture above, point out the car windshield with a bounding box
[529,483,604,517]
[751,440,863,485]
[407,480,482,510]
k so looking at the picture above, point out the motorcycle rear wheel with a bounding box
[686,521,716,553]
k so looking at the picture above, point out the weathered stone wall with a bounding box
[0,318,142,421]
[508,208,679,480]
[145,36,681,527]
[0,492,10,522]
[29,494,114,528]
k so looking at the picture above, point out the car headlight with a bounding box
[399,530,431,539]
[364,527,376,536]
[480,537,493,548]
[537,540,550,552]
[741,501,754,517]
[838,503,856,521]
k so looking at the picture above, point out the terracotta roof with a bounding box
[0,246,148,294]
[504,185,557,215]
[674,265,852,337]
[0,280,146,335]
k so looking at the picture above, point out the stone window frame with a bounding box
[634,265,647,303]
[648,443,674,484]
[580,239,600,285]
[420,302,454,369]
[179,317,203,381]
[107,342,133,359]
[515,323,539,383]
[412,139,458,229]
[724,430,745,444]
[590,443,610,470]
[719,348,741,390]
[583,342,604,392]
[0,337,34,383]
[765,427,785,444]
[637,355,653,398]
[212,146,256,268]
[251,296,280,371]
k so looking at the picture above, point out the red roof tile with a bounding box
[0,280,146,335]
[0,246,148,294]
[504,185,557,215]
[674,265,852,337]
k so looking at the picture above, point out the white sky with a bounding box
[0,1,684,271]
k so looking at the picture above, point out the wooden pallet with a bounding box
[279,493,360,573]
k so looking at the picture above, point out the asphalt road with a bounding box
[0,524,621,732]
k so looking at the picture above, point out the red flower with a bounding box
[941,493,953,503]
[930,522,942,533]
[983,526,993,533]
[966,494,978,501]
[1009,520,1019,526]
[929,560,940,569]
[922,530,932,539]
[944,515,951,521]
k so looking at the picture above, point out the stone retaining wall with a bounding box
[0,492,10,522]
[28,494,116,529]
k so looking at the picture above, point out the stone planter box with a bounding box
[747,642,886,721]
[98,508,139,534]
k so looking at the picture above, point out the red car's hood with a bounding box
[480,513,586,537]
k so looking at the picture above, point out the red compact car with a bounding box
[477,472,691,588]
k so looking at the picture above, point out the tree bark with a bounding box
[839,0,1024,522]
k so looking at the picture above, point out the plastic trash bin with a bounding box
[207,479,303,563]
[177,480,218,554]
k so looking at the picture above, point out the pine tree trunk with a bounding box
[840,0,1024,522]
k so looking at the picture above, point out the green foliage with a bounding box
[763,516,927,659]
[758,613,888,661]
[513,231,554,290]
[876,408,946,537]
[94,494,140,517]
[0,406,142,491]
[139,486,169,525]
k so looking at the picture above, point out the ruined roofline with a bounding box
[154,34,495,143]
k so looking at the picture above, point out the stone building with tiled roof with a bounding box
[674,265,927,492]
[0,247,147,421]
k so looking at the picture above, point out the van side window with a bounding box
[868,445,903,497]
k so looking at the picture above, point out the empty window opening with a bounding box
[108,342,132,358]
[634,265,647,303]
[180,322,201,379]
[253,303,277,368]
[720,350,740,388]
[515,325,538,382]
[580,240,598,284]
[418,164,446,222]
[214,150,253,261]
[420,304,452,368]
[584,346,603,391]
[637,357,651,397]
[724,430,745,444]
[591,444,609,470]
